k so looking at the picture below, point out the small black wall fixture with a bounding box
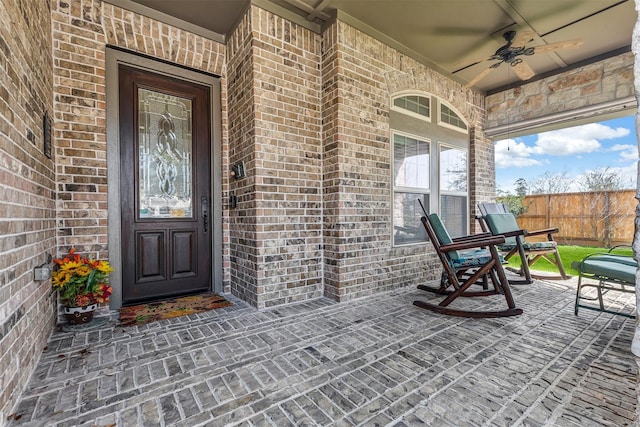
[231,161,245,179]
[43,111,52,159]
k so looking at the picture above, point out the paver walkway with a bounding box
[7,276,637,426]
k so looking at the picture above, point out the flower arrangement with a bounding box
[52,248,113,307]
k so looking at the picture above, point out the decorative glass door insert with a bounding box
[138,88,193,219]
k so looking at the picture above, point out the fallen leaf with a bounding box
[101,368,117,376]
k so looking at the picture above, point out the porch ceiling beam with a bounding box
[276,0,333,21]
[306,0,335,22]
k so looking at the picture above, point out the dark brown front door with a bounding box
[119,65,211,304]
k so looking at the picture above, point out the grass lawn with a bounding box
[505,244,634,276]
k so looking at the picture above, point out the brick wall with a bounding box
[469,128,497,231]
[251,8,324,308]
[2,0,637,421]
[1,1,500,415]
[51,0,226,261]
[321,20,489,300]
[0,0,56,419]
[226,9,258,305]
[227,7,324,308]
[47,0,494,309]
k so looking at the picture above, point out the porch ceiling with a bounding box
[123,0,635,94]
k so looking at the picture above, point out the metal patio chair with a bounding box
[573,246,637,318]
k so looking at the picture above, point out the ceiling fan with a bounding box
[463,30,583,88]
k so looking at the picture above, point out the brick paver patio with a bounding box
[7,276,637,426]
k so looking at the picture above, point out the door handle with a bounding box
[201,196,208,234]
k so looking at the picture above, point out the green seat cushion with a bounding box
[588,254,637,268]
[485,213,520,245]
[428,213,459,260]
[571,255,637,285]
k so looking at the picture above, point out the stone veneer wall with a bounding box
[0,0,56,419]
[321,20,489,301]
[227,7,323,308]
[485,52,634,131]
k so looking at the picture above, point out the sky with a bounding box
[495,115,638,194]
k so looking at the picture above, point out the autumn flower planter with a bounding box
[52,248,113,325]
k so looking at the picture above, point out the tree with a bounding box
[442,153,468,192]
[496,194,527,216]
[530,171,571,194]
[578,167,622,191]
[579,167,626,247]
[514,178,528,196]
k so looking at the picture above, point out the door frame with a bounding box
[106,47,223,309]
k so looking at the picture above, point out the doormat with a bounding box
[119,294,232,327]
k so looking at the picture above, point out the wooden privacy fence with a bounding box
[515,190,636,248]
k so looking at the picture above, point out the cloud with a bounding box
[614,163,638,188]
[610,144,638,161]
[570,164,638,191]
[494,139,543,168]
[532,123,630,156]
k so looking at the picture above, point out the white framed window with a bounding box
[392,132,430,245]
[391,94,469,246]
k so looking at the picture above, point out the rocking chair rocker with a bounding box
[414,211,523,318]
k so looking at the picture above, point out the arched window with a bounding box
[391,94,469,245]
[439,103,468,131]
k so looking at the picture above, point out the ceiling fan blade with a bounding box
[533,39,583,54]
[512,61,535,81]
[465,67,496,88]
[512,30,534,47]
